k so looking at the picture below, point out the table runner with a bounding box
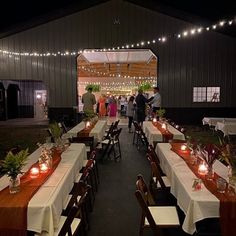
[171,142,236,236]
[77,121,97,137]
[0,151,61,236]
[152,121,173,142]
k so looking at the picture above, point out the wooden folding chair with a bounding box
[101,128,122,162]
[150,162,170,192]
[56,193,87,236]
[136,174,155,206]
[147,145,161,165]
[135,190,180,236]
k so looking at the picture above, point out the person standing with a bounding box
[98,94,106,117]
[126,96,135,133]
[109,96,117,117]
[82,87,96,113]
[149,86,161,114]
[135,89,148,127]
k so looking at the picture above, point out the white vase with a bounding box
[9,175,20,194]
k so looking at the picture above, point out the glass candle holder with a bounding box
[39,163,49,173]
[198,163,208,176]
[30,167,40,178]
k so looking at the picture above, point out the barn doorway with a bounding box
[7,84,20,119]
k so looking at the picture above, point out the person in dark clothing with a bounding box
[135,89,148,127]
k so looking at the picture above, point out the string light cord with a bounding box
[0,17,235,57]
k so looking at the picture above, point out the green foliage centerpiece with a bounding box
[49,122,62,141]
[156,108,166,121]
[0,149,29,193]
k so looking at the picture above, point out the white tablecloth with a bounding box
[143,121,185,145]
[155,143,229,235]
[215,122,236,136]
[66,120,107,143]
[202,117,236,127]
[0,143,86,235]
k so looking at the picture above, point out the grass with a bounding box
[0,126,48,160]
[184,125,221,145]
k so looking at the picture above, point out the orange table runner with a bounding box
[171,142,236,236]
[152,121,173,142]
[0,151,61,236]
[77,121,97,137]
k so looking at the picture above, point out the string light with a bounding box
[0,16,234,57]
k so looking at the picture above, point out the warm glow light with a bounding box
[161,123,167,129]
[191,29,196,34]
[228,20,233,25]
[206,27,210,31]
[181,145,187,151]
[198,163,208,175]
[219,21,225,26]
[40,163,48,173]
[183,31,188,36]
[153,118,157,123]
[30,167,39,178]
[86,121,91,128]
[177,34,181,38]
[197,27,202,33]
[212,25,217,29]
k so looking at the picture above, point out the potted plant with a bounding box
[49,122,63,144]
[156,107,166,121]
[0,149,29,193]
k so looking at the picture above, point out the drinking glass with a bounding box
[216,177,227,193]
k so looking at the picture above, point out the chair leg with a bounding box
[133,132,136,145]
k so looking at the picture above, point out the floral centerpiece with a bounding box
[217,139,236,183]
[0,149,29,193]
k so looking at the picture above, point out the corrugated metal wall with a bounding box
[0,0,235,108]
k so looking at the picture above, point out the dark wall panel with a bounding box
[0,0,235,111]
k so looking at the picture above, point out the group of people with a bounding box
[126,86,161,132]
[81,88,121,117]
[81,86,161,132]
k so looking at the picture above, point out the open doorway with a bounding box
[76,49,158,116]
[34,90,47,119]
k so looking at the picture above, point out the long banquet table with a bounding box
[155,143,229,235]
[66,120,107,143]
[0,143,86,235]
[143,121,185,145]
[215,121,236,136]
[202,117,236,127]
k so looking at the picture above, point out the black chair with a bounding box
[101,128,122,162]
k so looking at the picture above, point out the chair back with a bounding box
[151,162,167,190]
[148,145,160,164]
[136,175,155,205]
[113,119,120,130]
[58,204,80,236]
[135,190,158,235]
[133,121,142,132]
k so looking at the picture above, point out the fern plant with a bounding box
[49,122,62,140]
[0,149,29,179]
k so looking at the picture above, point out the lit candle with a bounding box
[180,144,187,151]
[153,118,157,123]
[30,167,39,178]
[86,121,90,128]
[198,163,208,176]
[161,123,167,129]
[40,163,48,173]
